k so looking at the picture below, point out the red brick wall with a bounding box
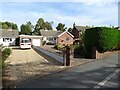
[58,32,74,45]
[72,27,79,39]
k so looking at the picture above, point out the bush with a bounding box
[74,44,87,57]
[54,44,64,50]
[84,27,119,53]
[116,30,120,49]
[1,48,11,68]
[2,48,11,61]
[42,41,46,46]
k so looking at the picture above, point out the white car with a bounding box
[20,38,31,49]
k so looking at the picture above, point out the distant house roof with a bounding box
[74,26,90,31]
[40,30,74,38]
[40,30,63,37]
[0,29,19,38]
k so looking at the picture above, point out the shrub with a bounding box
[2,48,11,61]
[2,48,11,68]
[54,44,64,50]
[116,30,120,49]
[42,41,46,46]
[84,27,119,53]
[74,44,87,57]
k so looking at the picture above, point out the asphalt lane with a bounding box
[100,73,119,88]
[17,53,119,88]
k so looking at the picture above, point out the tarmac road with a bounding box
[17,53,119,88]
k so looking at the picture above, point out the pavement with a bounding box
[16,53,119,88]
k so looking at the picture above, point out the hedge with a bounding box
[84,27,120,53]
[1,48,11,68]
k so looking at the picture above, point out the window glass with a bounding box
[66,37,70,42]
[21,39,30,43]
[10,38,12,41]
[3,38,11,42]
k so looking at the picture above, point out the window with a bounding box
[47,37,53,41]
[66,37,70,42]
[10,38,12,41]
[3,38,12,42]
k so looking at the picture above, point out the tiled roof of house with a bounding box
[0,29,19,38]
[74,26,90,31]
[40,30,63,37]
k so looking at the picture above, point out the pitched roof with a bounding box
[40,30,63,37]
[58,31,74,38]
[0,29,19,38]
[74,26,90,31]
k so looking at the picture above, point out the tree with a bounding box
[56,23,67,31]
[34,18,53,35]
[68,27,72,33]
[20,21,33,35]
[2,23,8,29]
[45,21,53,30]
[0,21,18,30]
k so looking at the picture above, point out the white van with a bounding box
[20,38,31,49]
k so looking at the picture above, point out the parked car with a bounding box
[20,38,31,49]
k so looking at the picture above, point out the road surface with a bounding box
[17,53,119,88]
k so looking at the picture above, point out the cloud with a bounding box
[1,2,118,30]
[1,0,120,2]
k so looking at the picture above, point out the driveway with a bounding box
[3,47,65,88]
[17,53,119,88]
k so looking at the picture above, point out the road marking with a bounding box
[93,69,119,89]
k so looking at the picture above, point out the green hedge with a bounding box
[2,48,11,68]
[84,27,120,53]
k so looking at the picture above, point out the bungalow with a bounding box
[0,29,19,46]
[40,30,74,45]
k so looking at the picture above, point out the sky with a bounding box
[0,0,119,31]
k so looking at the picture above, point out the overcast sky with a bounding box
[0,0,119,30]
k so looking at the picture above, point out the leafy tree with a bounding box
[68,27,72,33]
[56,23,67,31]
[2,23,8,29]
[34,18,53,35]
[20,21,33,35]
[45,21,53,30]
[0,21,18,30]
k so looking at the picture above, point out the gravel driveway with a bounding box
[3,47,65,88]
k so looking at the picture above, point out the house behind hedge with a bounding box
[71,23,91,43]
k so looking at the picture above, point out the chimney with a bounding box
[73,23,75,27]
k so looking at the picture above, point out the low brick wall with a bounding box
[96,50,119,59]
[33,46,63,63]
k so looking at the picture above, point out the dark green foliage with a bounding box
[34,18,53,35]
[56,23,67,31]
[68,27,72,33]
[116,30,120,49]
[42,41,46,46]
[2,48,11,68]
[84,27,119,53]
[74,44,87,57]
[0,21,18,30]
[2,48,11,60]
[20,21,33,35]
